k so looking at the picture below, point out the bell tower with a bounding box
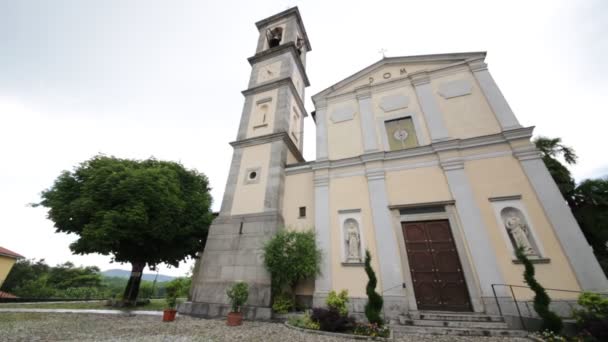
[181,7,311,319]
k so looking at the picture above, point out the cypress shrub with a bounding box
[515,248,563,333]
[364,250,384,325]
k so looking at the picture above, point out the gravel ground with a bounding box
[0,312,531,342]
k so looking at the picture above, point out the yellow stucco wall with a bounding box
[230,144,271,215]
[328,175,382,297]
[465,155,580,299]
[246,89,278,139]
[385,165,453,205]
[283,171,315,231]
[0,255,17,287]
[326,99,364,160]
[432,72,501,139]
[283,171,316,296]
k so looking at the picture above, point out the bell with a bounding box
[266,27,283,48]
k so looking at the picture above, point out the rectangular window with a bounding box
[299,206,306,218]
[384,117,418,151]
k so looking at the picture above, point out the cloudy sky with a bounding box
[1,0,606,277]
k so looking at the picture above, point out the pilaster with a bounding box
[357,88,379,152]
[313,174,332,304]
[468,59,521,131]
[440,159,504,297]
[411,72,450,142]
[315,101,329,160]
[514,150,608,291]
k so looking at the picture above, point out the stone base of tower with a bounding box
[178,212,282,320]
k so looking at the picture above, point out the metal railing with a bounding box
[490,283,596,330]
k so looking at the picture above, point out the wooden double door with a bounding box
[402,220,472,311]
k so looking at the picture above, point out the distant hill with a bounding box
[102,269,176,282]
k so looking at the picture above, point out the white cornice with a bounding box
[284,126,536,176]
[230,132,305,163]
[312,51,487,104]
[242,77,308,118]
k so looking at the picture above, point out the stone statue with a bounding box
[345,219,361,262]
[504,213,536,256]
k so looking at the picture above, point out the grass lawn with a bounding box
[0,298,172,311]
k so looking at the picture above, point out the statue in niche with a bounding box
[501,207,537,256]
[344,219,362,262]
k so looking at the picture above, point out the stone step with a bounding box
[400,318,509,330]
[409,312,505,322]
[392,325,529,338]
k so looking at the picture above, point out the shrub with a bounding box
[326,289,349,316]
[165,281,180,309]
[574,292,608,341]
[263,230,321,298]
[226,282,249,313]
[364,250,384,326]
[272,293,294,314]
[515,248,563,333]
[530,330,567,342]
[288,313,320,330]
[311,308,354,332]
[354,322,391,338]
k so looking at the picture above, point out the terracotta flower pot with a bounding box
[163,309,177,322]
[226,311,243,326]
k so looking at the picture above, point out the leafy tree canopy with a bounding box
[534,136,608,276]
[37,155,214,302]
[263,229,321,298]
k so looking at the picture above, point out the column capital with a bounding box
[440,158,465,171]
[314,175,329,187]
[409,71,430,86]
[356,87,372,100]
[314,99,328,111]
[467,59,488,72]
[513,147,542,161]
[366,168,385,181]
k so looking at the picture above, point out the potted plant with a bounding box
[226,282,249,326]
[163,281,179,322]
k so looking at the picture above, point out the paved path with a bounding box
[0,312,531,341]
[0,308,162,316]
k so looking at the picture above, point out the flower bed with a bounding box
[286,314,391,340]
[285,321,391,341]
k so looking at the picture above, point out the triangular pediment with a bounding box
[312,51,486,101]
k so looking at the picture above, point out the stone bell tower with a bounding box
[180,7,311,319]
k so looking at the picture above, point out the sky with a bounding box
[1,0,607,277]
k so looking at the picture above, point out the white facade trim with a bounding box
[443,166,504,296]
[413,80,450,142]
[357,92,380,152]
[468,60,521,131]
[315,107,328,160]
[366,171,406,297]
[314,176,332,295]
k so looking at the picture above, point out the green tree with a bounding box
[364,250,383,326]
[263,229,321,301]
[47,262,102,289]
[572,178,608,273]
[37,155,214,305]
[534,137,608,276]
[1,259,50,293]
[516,248,563,333]
[533,136,577,206]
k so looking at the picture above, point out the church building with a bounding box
[180,7,608,320]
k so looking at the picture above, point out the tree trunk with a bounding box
[122,261,145,306]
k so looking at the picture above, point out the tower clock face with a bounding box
[258,61,281,83]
